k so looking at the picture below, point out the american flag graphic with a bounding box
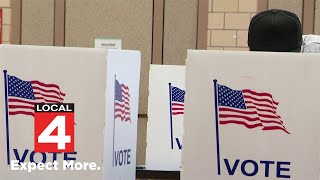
[217,84,289,134]
[114,79,130,122]
[171,86,185,115]
[7,75,65,116]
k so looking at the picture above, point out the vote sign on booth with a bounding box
[182,50,320,180]
[146,65,185,171]
[0,45,140,180]
[34,103,75,153]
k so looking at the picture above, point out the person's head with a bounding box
[248,9,302,52]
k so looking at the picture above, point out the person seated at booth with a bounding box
[248,9,303,52]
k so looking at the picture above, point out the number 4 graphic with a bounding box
[38,116,71,150]
[34,110,74,153]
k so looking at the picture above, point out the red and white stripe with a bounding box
[219,89,289,134]
[114,84,131,122]
[8,80,65,116]
[171,102,184,115]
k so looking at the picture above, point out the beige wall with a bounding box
[65,0,153,116]
[0,0,11,44]
[21,0,54,45]
[136,117,147,165]
[207,0,257,51]
[268,0,303,22]
[315,0,320,34]
[163,0,198,65]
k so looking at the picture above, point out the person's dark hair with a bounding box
[248,9,302,52]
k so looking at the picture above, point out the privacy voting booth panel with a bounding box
[182,50,320,180]
[0,45,140,180]
[146,65,185,171]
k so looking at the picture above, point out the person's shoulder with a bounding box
[301,34,320,53]
[303,34,320,45]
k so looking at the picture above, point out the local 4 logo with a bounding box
[34,103,74,153]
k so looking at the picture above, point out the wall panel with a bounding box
[303,0,315,34]
[65,0,153,114]
[21,0,54,45]
[315,0,320,34]
[163,0,198,65]
[136,117,147,165]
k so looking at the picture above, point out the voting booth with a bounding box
[182,50,320,180]
[146,65,185,171]
[0,45,141,180]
